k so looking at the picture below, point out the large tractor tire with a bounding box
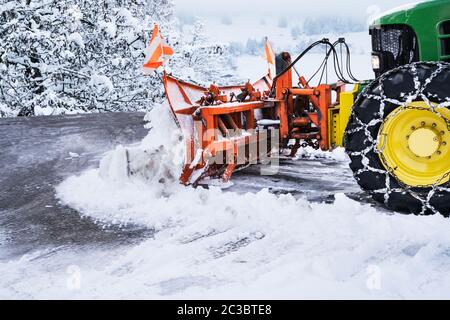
[345,62,450,216]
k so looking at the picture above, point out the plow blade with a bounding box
[163,73,275,185]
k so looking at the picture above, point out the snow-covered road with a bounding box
[0,113,151,261]
[2,111,450,299]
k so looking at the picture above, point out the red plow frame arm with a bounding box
[162,52,344,185]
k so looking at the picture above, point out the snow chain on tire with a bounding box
[345,62,450,216]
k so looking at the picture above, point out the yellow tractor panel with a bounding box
[328,84,359,148]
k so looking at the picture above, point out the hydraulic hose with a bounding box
[270,38,360,97]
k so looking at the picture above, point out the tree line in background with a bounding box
[184,14,366,57]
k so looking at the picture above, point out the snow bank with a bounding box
[57,103,185,225]
[294,146,349,162]
[49,105,450,299]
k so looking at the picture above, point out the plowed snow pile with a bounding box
[50,105,450,298]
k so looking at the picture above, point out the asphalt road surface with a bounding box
[0,113,151,260]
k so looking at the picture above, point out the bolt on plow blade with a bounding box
[163,73,277,185]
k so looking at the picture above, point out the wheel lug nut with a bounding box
[421,121,426,126]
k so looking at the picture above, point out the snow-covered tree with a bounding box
[228,41,245,56]
[0,0,175,117]
[172,20,240,86]
[245,38,260,56]
[302,16,365,35]
[177,14,195,27]
[0,1,240,117]
[291,25,301,40]
[277,16,288,28]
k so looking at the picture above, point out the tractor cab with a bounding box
[370,0,450,76]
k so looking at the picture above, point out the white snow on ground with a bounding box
[2,104,438,299]
[294,146,349,162]
[33,104,90,117]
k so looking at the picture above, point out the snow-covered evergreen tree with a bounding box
[0,1,240,117]
[245,38,260,56]
[290,25,301,40]
[172,20,240,86]
[302,16,365,35]
[277,16,288,28]
[0,0,178,117]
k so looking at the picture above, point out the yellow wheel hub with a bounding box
[408,128,440,158]
[377,101,450,187]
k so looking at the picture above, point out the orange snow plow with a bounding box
[163,50,358,185]
[163,72,276,184]
[143,27,358,185]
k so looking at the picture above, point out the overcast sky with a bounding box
[175,0,422,20]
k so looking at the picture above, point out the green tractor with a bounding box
[345,0,450,215]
